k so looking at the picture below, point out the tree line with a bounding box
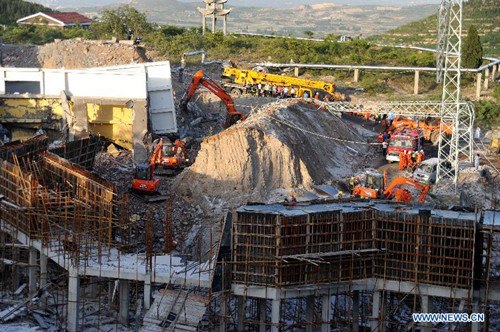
[0,0,53,25]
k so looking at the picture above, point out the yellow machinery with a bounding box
[221,66,344,100]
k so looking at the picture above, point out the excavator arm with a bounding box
[384,176,430,204]
[180,69,245,128]
[150,138,163,176]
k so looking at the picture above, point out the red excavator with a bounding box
[158,138,189,175]
[180,69,245,128]
[352,171,430,204]
[131,138,164,198]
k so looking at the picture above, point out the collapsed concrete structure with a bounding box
[0,62,177,162]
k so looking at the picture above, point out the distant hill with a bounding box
[374,0,500,56]
[0,0,54,25]
[102,0,438,38]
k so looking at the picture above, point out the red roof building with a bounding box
[16,12,93,29]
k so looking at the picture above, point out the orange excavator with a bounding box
[180,69,245,128]
[158,138,189,175]
[352,171,430,204]
[131,138,165,201]
[383,176,430,204]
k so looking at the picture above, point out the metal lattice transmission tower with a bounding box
[436,0,474,184]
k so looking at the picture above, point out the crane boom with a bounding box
[180,69,245,128]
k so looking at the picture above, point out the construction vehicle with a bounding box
[383,176,430,204]
[379,116,452,144]
[221,66,344,100]
[180,69,245,128]
[131,138,163,195]
[353,171,430,204]
[352,170,387,199]
[158,138,189,175]
[385,128,423,163]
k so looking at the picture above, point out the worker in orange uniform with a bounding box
[399,150,406,170]
[406,150,413,170]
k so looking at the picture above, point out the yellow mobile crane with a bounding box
[221,66,344,100]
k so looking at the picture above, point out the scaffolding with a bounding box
[220,202,499,331]
[0,137,216,331]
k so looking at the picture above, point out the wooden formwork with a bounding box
[232,205,476,290]
[49,136,101,171]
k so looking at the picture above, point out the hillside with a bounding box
[0,0,53,25]
[97,0,438,38]
[374,0,500,56]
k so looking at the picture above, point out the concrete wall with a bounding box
[0,62,177,161]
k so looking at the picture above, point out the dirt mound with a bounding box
[174,99,371,208]
[0,40,150,69]
[38,39,150,69]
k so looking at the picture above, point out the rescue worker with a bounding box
[405,151,413,170]
[283,86,289,98]
[415,150,424,164]
[382,140,388,157]
[314,92,320,100]
[338,191,343,199]
[349,176,356,193]
[399,151,405,170]
[474,153,480,170]
[290,87,296,98]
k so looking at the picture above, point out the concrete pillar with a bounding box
[108,280,116,306]
[354,68,359,83]
[119,280,130,325]
[476,71,482,99]
[414,70,420,95]
[271,298,281,332]
[202,15,206,35]
[483,68,490,90]
[492,64,497,81]
[258,298,267,332]
[420,295,431,332]
[353,291,360,332]
[70,99,90,140]
[28,247,38,294]
[223,16,227,36]
[306,296,315,332]
[39,251,47,288]
[219,294,227,332]
[67,268,80,332]
[237,296,245,331]
[212,15,216,33]
[321,295,331,332]
[143,277,151,310]
[471,301,480,332]
[294,67,299,77]
[370,291,381,332]
[12,246,19,290]
[132,101,148,163]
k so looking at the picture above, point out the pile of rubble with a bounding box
[174,99,372,210]
[0,39,150,69]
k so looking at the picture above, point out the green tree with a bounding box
[92,6,152,39]
[462,25,483,68]
[303,30,314,38]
